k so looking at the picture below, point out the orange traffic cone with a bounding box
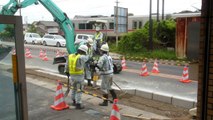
[151,59,159,73]
[121,56,127,70]
[25,48,32,58]
[140,62,149,76]
[179,65,192,83]
[39,49,44,58]
[55,50,61,57]
[110,99,121,120]
[42,50,48,61]
[51,80,69,111]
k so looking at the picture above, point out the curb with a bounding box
[125,88,196,109]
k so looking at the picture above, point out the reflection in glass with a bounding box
[0,24,16,120]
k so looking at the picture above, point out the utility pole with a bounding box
[115,0,119,47]
[157,0,159,22]
[149,0,153,50]
[162,0,165,20]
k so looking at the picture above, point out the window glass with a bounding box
[133,21,137,29]
[0,24,17,120]
[78,23,85,29]
[109,22,114,29]
[78,35,82,39]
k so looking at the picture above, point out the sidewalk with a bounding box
[27,77,170,120]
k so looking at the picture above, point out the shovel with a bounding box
[64,75,70,97]
[112,80,127,98]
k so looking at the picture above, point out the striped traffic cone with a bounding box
[39,49,44,58]
[110,99,121,120]
[151,59,159,73]
[25,48,32,58]
[55,50,61,57]
[51,80,69,111]
[179,65,192,83]
[140,62,149,76]
[42,50,48,61]
[121,56,127,70]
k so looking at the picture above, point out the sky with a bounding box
[0,0,201,24]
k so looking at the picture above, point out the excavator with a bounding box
[0,0,122,74]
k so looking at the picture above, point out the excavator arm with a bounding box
[0,0,76,54]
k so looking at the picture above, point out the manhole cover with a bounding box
[85,109,100,116]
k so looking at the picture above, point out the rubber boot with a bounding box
[87,79,93,86]
[109,90,117,103]
[75,103,85,109]
[99,94,108,106]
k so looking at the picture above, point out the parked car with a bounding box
[24,32,42,44]
[74,34,94,45]
[42,34,66,47]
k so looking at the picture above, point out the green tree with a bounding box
[118,19,176,53]
[27,24,37,33]
[156,19,176,47]
[0,24,15,38]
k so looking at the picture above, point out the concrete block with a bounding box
[153,93,172,104]
[123,89,136,95]
[172,97,195,109]
[135,90,153,99]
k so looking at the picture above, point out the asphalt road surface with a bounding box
[1,42,198,100]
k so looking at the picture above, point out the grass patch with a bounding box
[109,43,187,61]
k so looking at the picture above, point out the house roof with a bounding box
[35,21,59,27]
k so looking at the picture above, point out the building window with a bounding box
[78,23,86,29]
[133,21,137,29]
[109,22,114,29]
[139,21,142,29]
[86,23,93,29]
[73,23,75,28]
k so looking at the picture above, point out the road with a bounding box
[1,42,198,99]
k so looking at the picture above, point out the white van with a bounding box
[74,34,94,45]
[24,33,42,44]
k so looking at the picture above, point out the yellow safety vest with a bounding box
[95,32,103,42]
[68,54,84,75]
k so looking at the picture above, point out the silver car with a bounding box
[42,34,66,47]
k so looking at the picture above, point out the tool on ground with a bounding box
[64,74,70,97]
[112,80,127,98]
[61,82,113,103]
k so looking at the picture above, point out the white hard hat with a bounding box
[78,45,88,54]
[87,38,93,46]
[100,44,109,52]
[96,27,100,31]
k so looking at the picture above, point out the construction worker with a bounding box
[85,38,94,86]
[96,44,117,106]
[93,26,104,55]
[65,45,89,109]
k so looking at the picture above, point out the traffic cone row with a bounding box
[51,80,69,111]
[140,60,160,77]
